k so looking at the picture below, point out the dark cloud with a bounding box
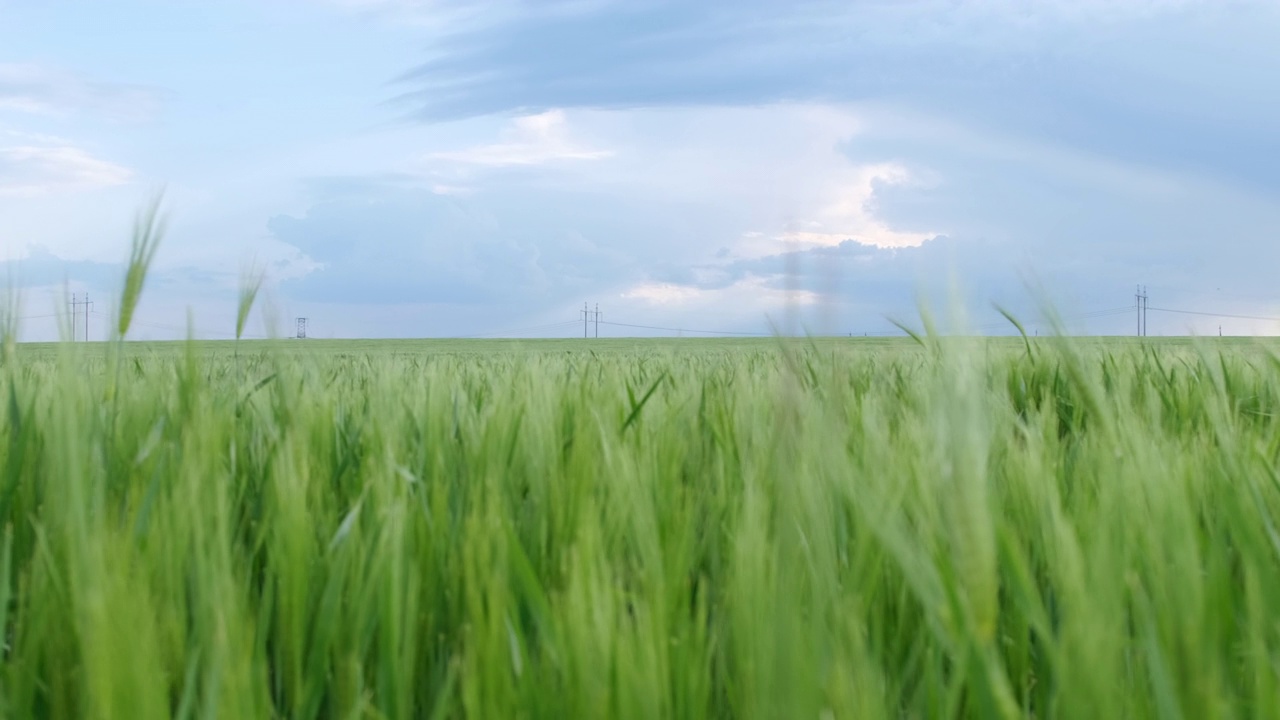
[396,0,1280,193]
[272,177,651,307]
[641,235,1156,336]
[0,246,119,289]
[0,249,234,314]
[852,124,1280,299]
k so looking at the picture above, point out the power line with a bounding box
[1143,285,1280,304]
[90,310,270,339]
[601,304,1141,339]
[598,320,772,336]
[1071,305,1140,317]
[1147,306,1280,323]
[452,320,582,339]
[965,305,1136,332]
[867,305,1138,337]
[42,298,1272,344]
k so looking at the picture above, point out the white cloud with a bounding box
[620,282,704,305]
[0,144,132,196]
[317,0,435,11]
[0,63,162,121]
[622,276,821,308]
[555,104,940,258]
[766,162,936,250]
[430,109,612,166]
[429,183,473,196]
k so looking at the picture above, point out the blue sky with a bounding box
[1,0,1278,340]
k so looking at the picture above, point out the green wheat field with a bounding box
[4,331,1280,719]
[5,217,1280,719]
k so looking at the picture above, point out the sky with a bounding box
[1,0,1278,340]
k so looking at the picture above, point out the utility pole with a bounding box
[295,317,308,339]
[582,303,602,338]
[1136,285,1149,337]
[68,293,93,341]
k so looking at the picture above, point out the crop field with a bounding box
[3,330,1280,719]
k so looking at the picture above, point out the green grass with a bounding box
[3,331,1280,719]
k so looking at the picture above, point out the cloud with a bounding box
[625,236,1134,336]
[313,0,507,32]
[774,162,935,249]
[623,276,821,308]
[621,282,705,305]
[393,0,1280,194]
[317,0,432,12]
[266,91,1280,336]
[429,109,611,166]
[0,246,120,290]
[0,247,286,342]
[393,0,1210,116]
[634,98,1280,335]
[12,0,1277,339]
[553,104,941,256]
[273,105,924,312]
[0,142,132,195]
[0,63,163,121]
[270,176,635,306]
